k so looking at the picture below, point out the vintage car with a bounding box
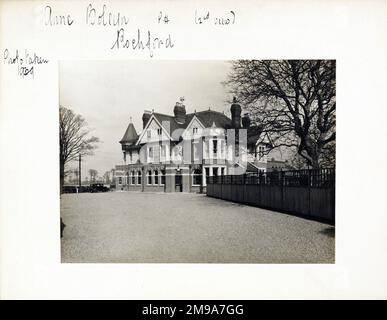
[89,183,109,193]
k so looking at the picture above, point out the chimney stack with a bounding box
[142,110,152,128]
[174,97,186,124]
[242,113,251,128]
[230,97,242,128]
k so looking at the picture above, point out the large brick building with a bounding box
[115,98,288,192]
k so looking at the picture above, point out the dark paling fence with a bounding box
[207,169,335,224]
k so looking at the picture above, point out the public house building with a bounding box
[115,98,286,192]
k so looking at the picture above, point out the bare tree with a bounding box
[72,168,79,183]
[226,60,336,169]
[88,169,98,182]
[59,106,99,193]
[103,171,111,184]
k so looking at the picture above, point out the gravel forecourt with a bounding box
[61,191,335,263]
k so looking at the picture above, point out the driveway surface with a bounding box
[61,192,334,263]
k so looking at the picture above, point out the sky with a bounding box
[59,60,233,176]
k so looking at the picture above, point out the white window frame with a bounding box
[154,170,159,185]
[192,168,202,186]
[193,141,200,161]
[212,138,218,159]
[137,171,142,185]
[148,146,154,163]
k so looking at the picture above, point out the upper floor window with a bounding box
[193,142,200,161]
[148,147,154,162]
[193,127,198,134]
[147,130,151,139]
[161,145,167,157]
[174,146,182,158]
[220,140,224,157]
[157,128,162,136]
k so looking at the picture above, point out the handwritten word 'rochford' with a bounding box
[111,28,174,58]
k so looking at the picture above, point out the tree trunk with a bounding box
[60,160,64,195]
[311,158,320,170]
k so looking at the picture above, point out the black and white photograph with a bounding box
[2,0,387,302]
[59,60,336,263]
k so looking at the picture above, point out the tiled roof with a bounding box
[247,162,261,172]
[120,122,138,143]
[153,110,232,138]
[142,109,261,144]
[194,110,232,128]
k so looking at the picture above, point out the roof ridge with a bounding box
[153,112,174,118]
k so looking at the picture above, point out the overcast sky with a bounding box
[59,60,233,176]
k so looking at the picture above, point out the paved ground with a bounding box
[61,192,335,263]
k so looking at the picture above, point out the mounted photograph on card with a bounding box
[59,60,335,263]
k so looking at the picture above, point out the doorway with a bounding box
[175,172,182,192]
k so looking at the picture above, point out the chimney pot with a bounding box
[174,100,186,124]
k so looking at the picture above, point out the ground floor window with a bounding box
[154,170,159,185]
[131,170,136,185]
[192,169,202,186]
[137,171,142,185]
[147,170,152,185]
[118,177,122,185]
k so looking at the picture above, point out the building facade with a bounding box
[115,98,287,193]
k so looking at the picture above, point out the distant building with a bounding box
[115,98,289,192]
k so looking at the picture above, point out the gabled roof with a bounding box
[120,122,138,144]
[151,110,232,139]
[247,162,262,172]
[193,110,231,128]
[132,107,263,146]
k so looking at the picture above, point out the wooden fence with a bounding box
[207,169,335,224]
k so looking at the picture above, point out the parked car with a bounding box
[62,186,78,193]
[90,183,109,193]
[78,185,91,193]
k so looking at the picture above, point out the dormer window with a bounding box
[147,130,151,139]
